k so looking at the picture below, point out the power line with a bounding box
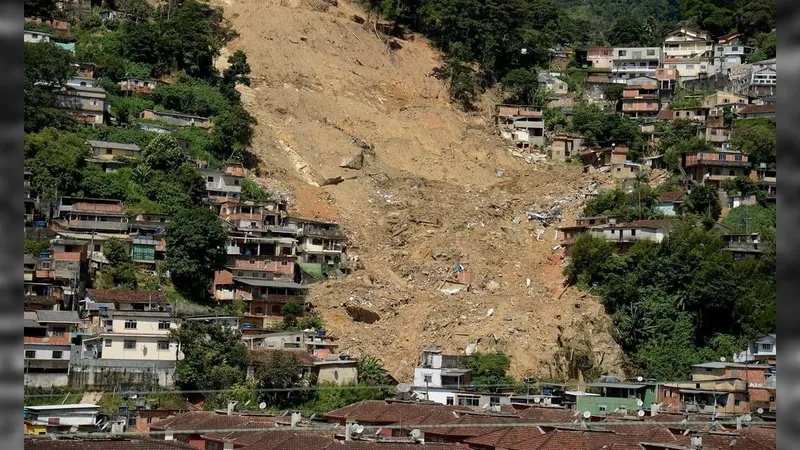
[24,380,737,398]
[23,419,757,440]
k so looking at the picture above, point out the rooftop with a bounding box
[86,289,168,304]
[24,438,197,450]
[737,104,776,116]
[233,278,309,290]
[85,140,141,151]
[26,403,101,410]
[35,310,80,324]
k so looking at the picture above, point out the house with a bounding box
[621,77,660,117]
[549,134,585,161]
[83,289,169,313]
[494,104,545,148]
[219,199,287,231]
[655,191,686,217]
[736,104,776,119]
[702,91,749,109]
[199,163,244,207]
[538,72,569,96]
[214,276,308,328]
[712,33,753,73]
[599,220,671,252]
[583,75,614,104]
[580,147,613,170]
[573,379,656,416]
[24,310,80,388]
[750,164,776,203]
[734,335,776,365]
[654,68,678,98]
[118,77,160,94]
[412,348,473,405]
[24,171,38,224]
[662,27,714,82]
[57,84,107,125]
[140,109,211,128]
[578,47,613,70]
[129,213,170,260]
[749,66,777,98]
[315,358,359,385]
[611,47,661,82]
[138,122,175,134]
[247,348,315,382]
[24,404,104,434]
[148,410,288,449]
[24,241,87,304]
[85,140,142,172]
[324,400,471,429]
[292,217,348,281]
[66,76,96,88]
[54,197,129,236]
[670,107,708,124]
[681,150,750,188]
[23,30,51,43]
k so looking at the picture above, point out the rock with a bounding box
[465,343,478,355]
[316,169,345,186]
[485,280,500,292]
[352,15,365,24]
[388,39,403,50]
[487,308,495,317]
[346,305,381,324]
[340,150,364,170]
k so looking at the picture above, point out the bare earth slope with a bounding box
[216,0,626,381]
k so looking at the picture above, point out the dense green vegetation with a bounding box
[565,218,775,380]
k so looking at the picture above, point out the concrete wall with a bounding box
[576,396,643,416]
[414,368,444,388]
[69,358,176,387]
[99,335,178,361]
[316,364,358,385]
[25,372,69,388]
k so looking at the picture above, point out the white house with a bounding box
[662,27,714,81]
[600,220,669,245]
[24,30,51,43]
[82,310,180,362]
[611,47,661,82]
[734,334,776,363]
[25,404,102,428]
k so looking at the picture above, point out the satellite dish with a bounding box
[757,408,764,414]
[742,414,752,422]
[583,411,592,419]
[397,383,411,393]
[533,396,541,404]
[720,356,726,362]
[637,410,645,417]
[636,399,644,407]
[259,402,267,410]
[410,429,422,439]
[636,376,644,382]
[354,425,365,435]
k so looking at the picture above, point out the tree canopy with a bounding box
[165,208,228,301]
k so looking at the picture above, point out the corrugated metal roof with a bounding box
[85,140,141,151]
[233,278,308,290]
[35,310,80,323]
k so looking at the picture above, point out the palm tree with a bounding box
[357,355,389,386]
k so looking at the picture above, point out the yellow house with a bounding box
[314,359,358,385]
[83,311,180,362]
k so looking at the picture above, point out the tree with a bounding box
[563,233,617,286]
[175,163,207,205]
[465,352,515,392]
[143,135,187,174]
[607,16,647,47]
[241,178,271,203]
[722,204,776,235]
[24,0,57,19]
[171,321,249,406]
[500,68,538,105]
[165,208,228,301]
[104,237,132,267]
[722,176,766,206]
[432,43,480,110]
[730,120,776,167]
[602,83,624,110]
[281,300,304,325]
[210,105,258,161]
[24,43,76,133]
[357,356,390,386]
[220,50,251,101]
[682,185,722,221]
[25,128,91,205]
[253,351,313,408]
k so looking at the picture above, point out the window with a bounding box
[458,396,480,407]
[158,321,171,330]
[312,238,323,246]
[423,374,432,383]
[128,415,137,427]
[631,229,636,236]
[490,396,501,406]
[732,46,738,52]
[700,65,706,69]
[769,396,775,402]
[52,351,63,359]
[124,320,137,330]
[686,64,695,69]
[157,341,170,350]
[25,350,35,358]
[647,49,655,56]
[105,339,112,347]
[446,397,454,405]
[281,261,288,265]
[237,271,244,277]
[759,343,773,351]
[618,50,626,57]
[598,405,607,413]
[40,261,51,270]
[94,244,101,252]
[207,176,214,182]
[124,340,136,349]
[234,179,240,186]
[51,327,66,337]
[206,443,220,450]
[734,399,741,406]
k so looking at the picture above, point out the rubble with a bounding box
[340,150,365,170]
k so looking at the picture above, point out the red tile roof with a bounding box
[52,251,81,261]
[657,191,687,203]
[150,411,278,433]
[656,109,674,120]
[86,289,168,304]
[617,220,671,230]
[324,400,470,425]
[214,269,234,285]
[71,201,124,213]
[24,437,197,450]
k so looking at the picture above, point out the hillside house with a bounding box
[702,91,749,109]
[213,271,308,327]
[702,113,730,149]
[722,233,763,260]
[23,30,50,43]
[412,348,473,405]
[577,46,613,70]
[495,104,545,148]
[682,150,750,188]
[85,140,142,172]
[734,334,776,364]
[199,163,244,208]
[558,216,622,254]
[659,378,750,415]
[549,134,585,161]
[736,104,776,119]
[601,220,669,249]
[751,165,776,203]
[24,170,38,224]
[621,77,660,117]
[662,27,714,82]
[223,231,297,281]
[538,72,569,96]
[292,217,348,281]
[712,33,753,72]
[54,197,129,235]
[24,404,104,434]
[57,85,108,125]
[118,77,160,94]
[654,68,678,100]
[24,310,80,387]
[611,47,661,82]
[750,66,777,98]
[66,76,96,88]
[25,243,86,304]
[140,109,211,128]
[574,379,656,416]
[655,191,686,216]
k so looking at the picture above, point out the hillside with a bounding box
[214,0,625,381]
